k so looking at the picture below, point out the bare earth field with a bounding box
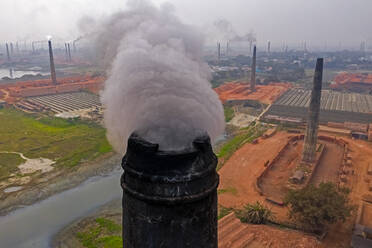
[215,82,291,105]
[218,130,372,247]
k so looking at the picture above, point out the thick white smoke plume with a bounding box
[92,2,225,153]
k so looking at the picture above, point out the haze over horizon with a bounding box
[1,0,372,50]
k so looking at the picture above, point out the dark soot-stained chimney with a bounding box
[5,43,11,62]
[302,58,323,163]
[250,45,257,91]
[48,40,57,85]
[65,43,69,61]
[121,133,219,248]
[217,42,221,61]
[10,43,14,55]
[67,43,72,62]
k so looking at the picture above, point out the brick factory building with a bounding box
[331,72,372,93]
[0,75,104,103]
[263,88,372,139]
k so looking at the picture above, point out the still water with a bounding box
[0,68,49,79]
[0,169,121,248]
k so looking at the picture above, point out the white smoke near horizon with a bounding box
[207,18,256,44]
[88,1,225,153]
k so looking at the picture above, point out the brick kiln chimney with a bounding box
[5,43,11,62]
[217,42,221,61]
[65,43,69,61]
[226,41,229,57]
[302,58,324,163]
[48,40,57,85]
[121,133,219,248]
[250,45,257,91]
[10,43,14,55]
[67,43,72,62]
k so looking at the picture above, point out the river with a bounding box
[0,169,122,248]
[0,68,49,79]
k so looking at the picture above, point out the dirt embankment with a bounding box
[0,152,122,216]
[52,199,122,248]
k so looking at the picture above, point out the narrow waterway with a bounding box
[0,169,121,248]
[0,68,49,79]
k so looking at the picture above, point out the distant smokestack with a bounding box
[226,41,229,57]
[16,42,19,54]
[122,133,219,248]
[65,43,69,61]
[302,58,324,163]
[67,43,72,62]
[10,43,14,55]
[360,41,366,53]
[48,40,57,85]
[5,43,11,62]
[267,40,271,54]
[217,42,221,61]
[250,45,256,91]
[32,42,35,53]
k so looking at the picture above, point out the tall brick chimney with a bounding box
[302,58,324,163]
[5,43,11,62]
[48,40,57,85]
[250,45,257,91]
[121,133,219,248]
[217,42,221,61]
[67,43,72,62]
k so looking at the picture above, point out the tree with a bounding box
[284,182,354,233]
[235,201,274,224]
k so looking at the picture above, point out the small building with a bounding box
[352,132,368,141]
[368,163,372,176]
[290,170,304,184]
[351,224,372,248]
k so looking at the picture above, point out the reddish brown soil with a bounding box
[259,139,344,200]
[218,213,320,248]
[218,130,372,247]
[360,203,372,227]
[218,131,290,220]
[259,140,303,200]
[214,82,291,104]
[310,142,344,185]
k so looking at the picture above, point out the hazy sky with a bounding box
[1,0,371,49]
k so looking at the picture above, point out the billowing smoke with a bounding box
[89,1,225,153]
[207,18,256,45]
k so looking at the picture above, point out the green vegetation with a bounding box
[235,201,274,224]
[77,218,122,248]
[218,205,234,220]
[218,187,238,196]
[217,124,266,170]
[0,107,112,177]
[223,106,235,122]
[0,153,26,180]
[284,182,354,233]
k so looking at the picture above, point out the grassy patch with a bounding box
[218,187,238,196]
[218,205,234,220]
[216,124,267,171]
[0,153,26,180]
[0,107,112,176]
[77,218,122,248]
[224,106,235,122]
